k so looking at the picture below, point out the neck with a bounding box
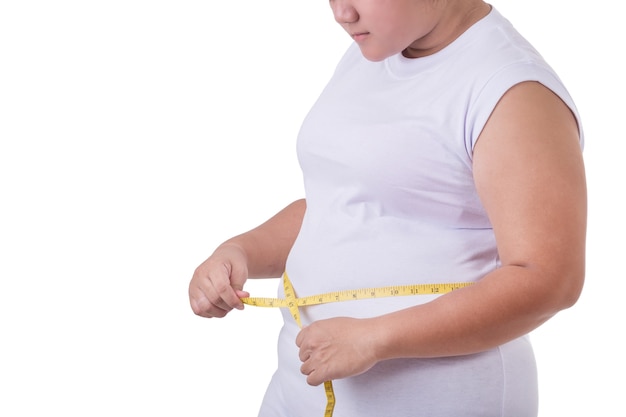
[403,1,491,59]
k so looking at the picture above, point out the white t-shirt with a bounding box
[258,7,583,417]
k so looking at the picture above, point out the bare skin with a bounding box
[189,0,586,387]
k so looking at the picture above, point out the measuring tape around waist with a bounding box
[240,272,473,417]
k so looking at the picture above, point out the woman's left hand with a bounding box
[295,317,380,386]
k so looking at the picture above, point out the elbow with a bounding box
[547,259,585,312]
[518,257,586,316]
[560,266,585,309]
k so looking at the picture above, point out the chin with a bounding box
[360,52,392,62]
[357,46,393,62]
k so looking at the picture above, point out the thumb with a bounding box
[228,262,249,292]
[235,289,250,298]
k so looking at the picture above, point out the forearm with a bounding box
[373,263,583,360]
[218,198,306,278]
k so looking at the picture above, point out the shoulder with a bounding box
[460,9,584,152]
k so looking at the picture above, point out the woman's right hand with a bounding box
[188,243,250,318]
[189,199,306,318]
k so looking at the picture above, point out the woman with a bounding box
[189,1,587,415]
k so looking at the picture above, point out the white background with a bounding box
[1,1,623,415]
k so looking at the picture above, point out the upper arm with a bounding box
[473,81,587,308]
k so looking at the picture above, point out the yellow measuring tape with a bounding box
[241,273,473,417]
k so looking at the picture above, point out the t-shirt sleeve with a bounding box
[465,62,584,157]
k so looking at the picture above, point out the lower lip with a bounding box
[352,33,369,42]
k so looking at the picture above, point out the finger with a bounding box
[204,276,242,312]
[235,289,250,298]
[190,294,229,318]
[189,277,232,317]
[298,347,311,362]
[212,273,246,311]
[295,327,306,348]
[300,361,313,377]
[306,370,324,387]
[204,286,236,313]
